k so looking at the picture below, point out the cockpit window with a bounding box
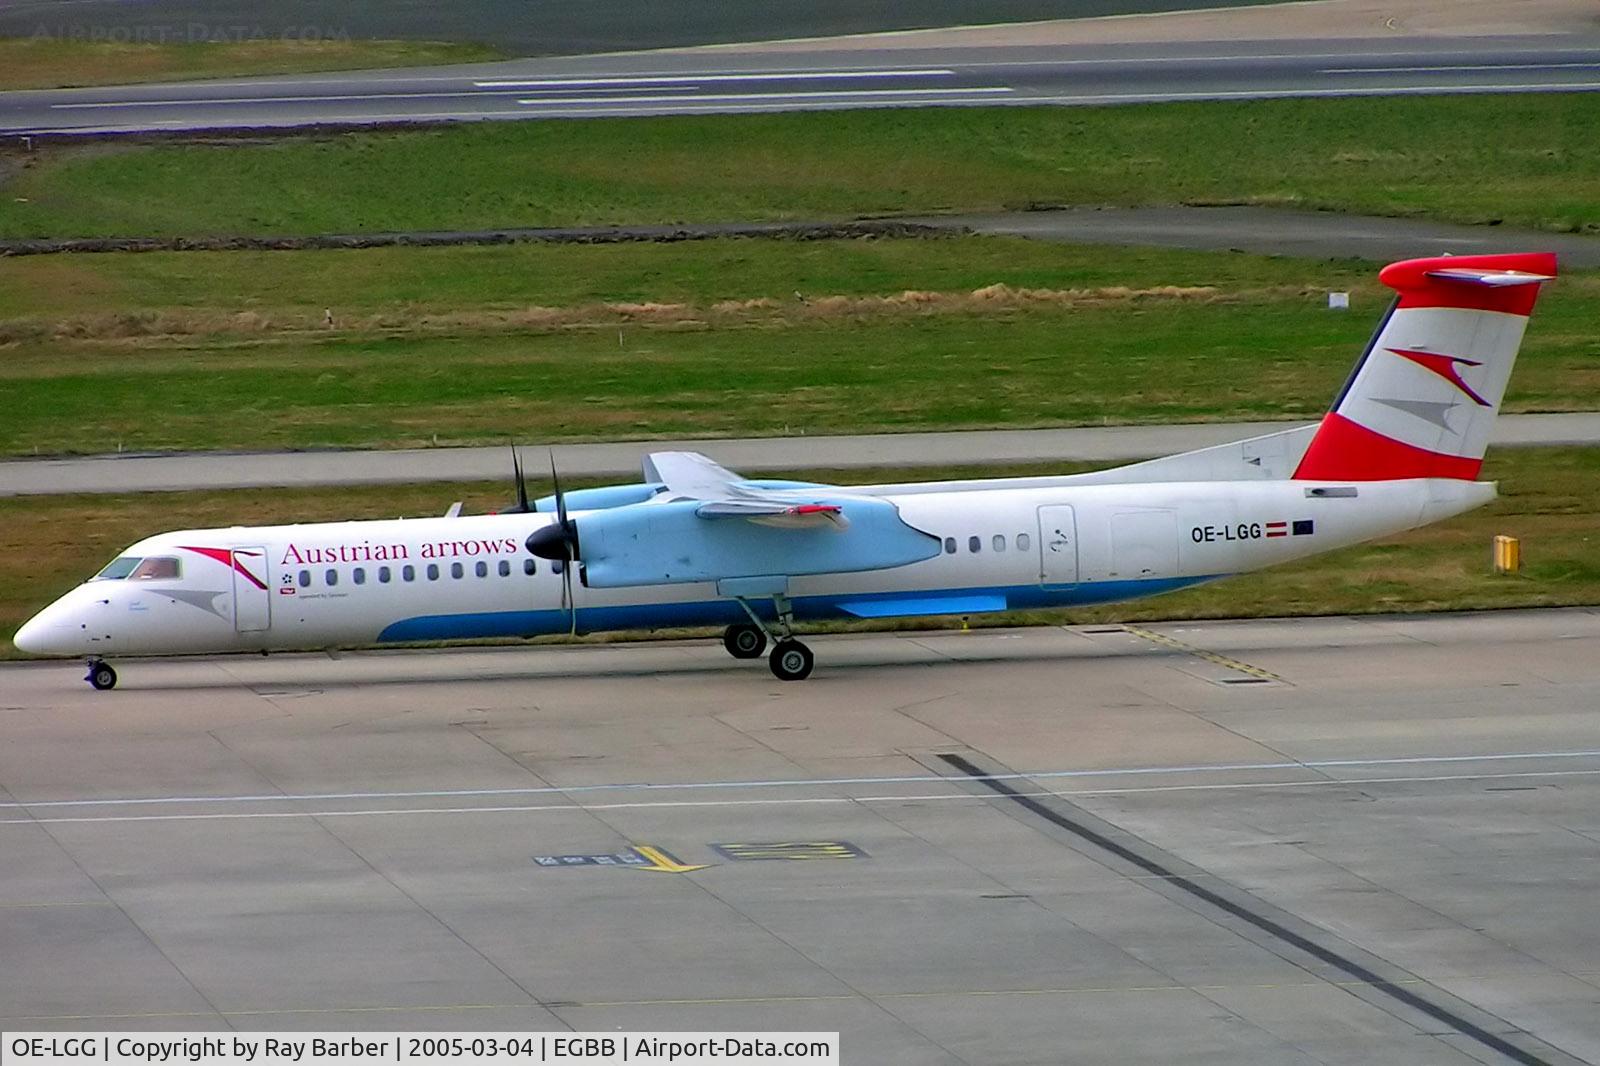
[93,557,142,580]
[129,556,181,580]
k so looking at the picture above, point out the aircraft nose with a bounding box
[12,602,78,656]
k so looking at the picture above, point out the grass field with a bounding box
[5,448,1597,658]
[1,94,1597,238]
[2,238,1596,457]
[0,37,502,91]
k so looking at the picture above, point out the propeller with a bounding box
[525,451,580,635]
[500,445,533,514]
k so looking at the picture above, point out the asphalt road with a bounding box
[5,34,1600,135]
[3,413,1596,496]
[4,609,1598,1062]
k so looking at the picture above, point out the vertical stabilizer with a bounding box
[1292,253,1556,481]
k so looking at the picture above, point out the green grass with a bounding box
[1,94,1598,238]
[3,238,1597,457]
[0,37,503,91]
[5,448,1597,657]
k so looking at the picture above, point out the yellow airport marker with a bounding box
[629,845,711,873]
[1493,534,1521,574]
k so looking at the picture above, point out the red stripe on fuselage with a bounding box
[1291,412,1482,481]
[178,545,269,590]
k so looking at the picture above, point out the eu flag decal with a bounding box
[1292,520,1315,536]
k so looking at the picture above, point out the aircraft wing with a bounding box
[643,451,745,501]
[645,451,848,528]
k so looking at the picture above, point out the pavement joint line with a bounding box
[7,748,1600,808]
[1119,624,1287,682]
[6,767,1600,825]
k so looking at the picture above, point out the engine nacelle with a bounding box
[575,497,940,588]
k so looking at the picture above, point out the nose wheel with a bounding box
[85,660,117,691]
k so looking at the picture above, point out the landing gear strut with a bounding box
[722,623,767,660]
[86,660,117,691]
[733,595,815,681]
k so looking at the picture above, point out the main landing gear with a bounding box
[85,659,117,691]
[722,623,767,660]
[727,595,815,681]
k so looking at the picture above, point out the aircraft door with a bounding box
[231,546,271,632]
[1037,505,1078,586]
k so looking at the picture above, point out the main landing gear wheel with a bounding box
[86,661,117,691]
[768,640,814,682]
[723,623,768,660]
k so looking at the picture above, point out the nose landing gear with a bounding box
[85,660,117,691]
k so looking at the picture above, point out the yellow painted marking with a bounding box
[716,841,863,860]
[629,844,711,873]
[1121,624,1286,684]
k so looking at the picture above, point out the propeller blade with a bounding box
[549,450,568,529]
[512,446,530,513]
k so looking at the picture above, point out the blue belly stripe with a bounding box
[374,575,1224,644]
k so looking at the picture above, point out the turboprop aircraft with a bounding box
[12,252,1555,688]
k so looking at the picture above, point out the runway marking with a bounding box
[1016,83,1600,106]
[1120,624,1285,683]
[4,768,1598,826]
[48,72,962,110]
[5,749,1598,809]
[475,69,955,87]
[1323,63,1600,74]
[515,87,1013,106]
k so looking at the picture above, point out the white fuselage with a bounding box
[14,475,1493,659]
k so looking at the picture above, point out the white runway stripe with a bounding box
[3,749,1597,810]
[515,87,1013,106]
[4,768,1599,826]
[475,69,955,88]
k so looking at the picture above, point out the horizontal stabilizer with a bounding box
[839,595,1007,618]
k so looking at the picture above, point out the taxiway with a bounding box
[2,609,1598,1062]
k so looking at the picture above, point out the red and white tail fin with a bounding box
[1292,252,1556,482]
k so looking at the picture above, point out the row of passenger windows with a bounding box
[942,532,1030,555]
[296,558,562,588]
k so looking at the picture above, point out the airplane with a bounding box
[12,252,1556,688]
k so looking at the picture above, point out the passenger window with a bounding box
[402,565,415,582]
[993,535,1006,552]
[378,566,391,584]
[298,569,311,588]
[943,537,956,554]
[499,560,511,577]
[450,562,464,579]
[475,561,488,578]
[354,567,366,585]
[552,559,564,574]
[968,536,981,554]
[427,564,439,581]
[130,556,181,580]
[523,558,536,576]
[325,569,338,587]
[1017,532,1030,551]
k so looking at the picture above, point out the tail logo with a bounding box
[1387,348,1491,407]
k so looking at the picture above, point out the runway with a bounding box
[2,608,1598,1062]
[5,34,1599,135]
